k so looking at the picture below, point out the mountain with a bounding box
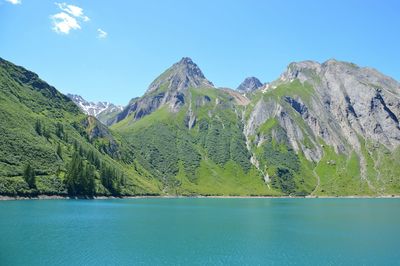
[115,57,214,123]
[244,59,400,195]
[237,77,263,93]
[67,94,123,125]
[0,57,161,197]
[1,56,400,197]
[110,58,267,195]
[112,57,400,196]
[146,57,214,94]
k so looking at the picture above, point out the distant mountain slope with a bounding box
[67,94,123,125]
[236,77,263,93]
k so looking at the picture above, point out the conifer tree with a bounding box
[23,164,36,189]
[56,143,63,159]
[55,122,64,139]
[35,119,42,135]
[43,128,50,139]
[65,151,96,197]
[65,151,83,196]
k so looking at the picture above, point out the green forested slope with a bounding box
[0,58,161,197]
[112,88,279,196]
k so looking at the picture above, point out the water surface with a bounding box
[0,198,399,265]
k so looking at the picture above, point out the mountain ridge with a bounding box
[1,56,400,197]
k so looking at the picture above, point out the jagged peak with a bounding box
[146,57,214,94]
[177,57,195,65]
[236,76,263,93]
[67,93,123,118]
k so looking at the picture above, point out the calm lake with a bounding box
[0,198,399,265]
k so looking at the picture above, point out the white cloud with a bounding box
[51,2,90,35]
[97,28,107,39]
[5,0,21,4]
[50,2,106,38]
[51,12,80,34]
[55,2,90,22]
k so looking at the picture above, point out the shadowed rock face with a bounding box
[236,77,263,93]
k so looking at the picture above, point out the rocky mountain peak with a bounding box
[279,59,362,83]
[178,57,195,66]
[67,94,123,124]
[280,60,322,83]
[236,77,263,93]
[146,57,213,94]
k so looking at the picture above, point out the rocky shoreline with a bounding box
[1,194,400,201]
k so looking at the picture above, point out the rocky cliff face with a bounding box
[278,59,400,151]
[115,57,214,123]
[243,59,400,194]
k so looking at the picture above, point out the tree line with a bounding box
[64,143,126,197]
[25,120,126,197]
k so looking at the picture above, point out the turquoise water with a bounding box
[0,198,399,265]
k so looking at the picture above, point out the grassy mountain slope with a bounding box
[0,58,161,196]
[113,87,280,196]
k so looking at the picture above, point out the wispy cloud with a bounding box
[97,28,107,39]
[5,0,21,5]
[51,2,89,35]
[55,2,89,22]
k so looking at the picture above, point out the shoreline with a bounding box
[1,194,400,201]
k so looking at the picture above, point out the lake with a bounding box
[0,198,399,265]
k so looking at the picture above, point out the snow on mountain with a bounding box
[67,94,123,118]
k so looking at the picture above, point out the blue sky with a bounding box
[1,0,399,105]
